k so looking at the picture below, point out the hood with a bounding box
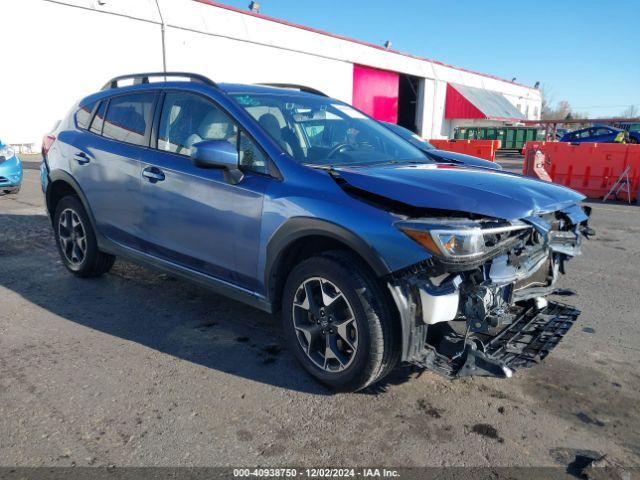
[426,149,501,170]
[333,163,584,220]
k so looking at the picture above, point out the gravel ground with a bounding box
[1,161,639,470]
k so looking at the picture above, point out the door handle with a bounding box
[73,152,91,165]
[142,167,165,183]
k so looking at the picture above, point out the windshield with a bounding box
[231,92,429,166]
[383,122,436,151]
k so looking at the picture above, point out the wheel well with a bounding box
[270,235,386,313]
[47,180,78,216]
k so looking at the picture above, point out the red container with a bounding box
[428,139,501,161]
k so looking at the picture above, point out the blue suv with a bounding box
[41,73,592,391]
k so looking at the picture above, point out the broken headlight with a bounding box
[397,219,530,260]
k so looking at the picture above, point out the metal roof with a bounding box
[448,83,526,121]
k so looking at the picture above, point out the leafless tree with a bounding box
[540,84,555,118]
[620,105,639,118]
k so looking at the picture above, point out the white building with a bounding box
[0,0,541,150]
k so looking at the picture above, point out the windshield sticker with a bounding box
[332,104,367,119]
[235,95,261,106]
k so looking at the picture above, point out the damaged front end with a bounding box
[388,203,593,379]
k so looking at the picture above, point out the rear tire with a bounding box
[53,195,115,278]
[282,251,400,392]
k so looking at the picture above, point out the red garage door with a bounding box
[352,65,399,123]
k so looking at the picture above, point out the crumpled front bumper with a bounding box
[412,301,580,378]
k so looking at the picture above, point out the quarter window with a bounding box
[76,101,96,130]
[102,92,155,146]
[158,92,237,155]
[239,131,268,174]
[90,101,107,135]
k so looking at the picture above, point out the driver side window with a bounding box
[157,91,271,175]
[158,92,237,156]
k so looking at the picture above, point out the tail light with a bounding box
[42,134,56,157]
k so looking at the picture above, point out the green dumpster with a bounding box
[454,126,544,150]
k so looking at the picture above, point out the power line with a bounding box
[573,104,639,109]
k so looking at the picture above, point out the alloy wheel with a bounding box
[292,277,358,372]
[58,208,87,265]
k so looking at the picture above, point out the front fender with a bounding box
[264,216,393,291]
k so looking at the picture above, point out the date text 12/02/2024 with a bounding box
[233,468,400,478]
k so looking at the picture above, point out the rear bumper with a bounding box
[411,301,580,378]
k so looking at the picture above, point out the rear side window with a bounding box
[102,92,156,146]
[90,101,107,135]
[75,101,97,130]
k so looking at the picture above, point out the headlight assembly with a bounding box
[397,219,530,260]
[0,146,15,161]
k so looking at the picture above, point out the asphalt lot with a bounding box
[1,158,639,470]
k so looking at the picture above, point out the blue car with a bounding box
[0,139,23,194]
[560,125,628,143]
[41,72,592,391]
[382,122,502,170]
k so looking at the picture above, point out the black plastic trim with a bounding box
[46,170,110,252]
[102,72,218,91]
[255,83,328,97]
[265,217,391,303]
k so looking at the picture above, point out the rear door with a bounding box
[138,90,272,288]
[70,91,157,249]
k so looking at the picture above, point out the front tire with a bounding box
[53,195,115,277]
[282,251,400,391]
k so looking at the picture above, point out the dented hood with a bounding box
[333,163,585,220]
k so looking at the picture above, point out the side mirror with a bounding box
[190,140,243,184]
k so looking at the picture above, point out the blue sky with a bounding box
[217,0,639,117]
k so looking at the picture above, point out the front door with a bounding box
[138,91,271,289]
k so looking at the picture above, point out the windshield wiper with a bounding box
[376,159,431,166]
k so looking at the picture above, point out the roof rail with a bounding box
[101,72,218,91]
[256,83,328,97]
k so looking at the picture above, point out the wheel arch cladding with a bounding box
[46,171,95,226]
[265,218,392,311]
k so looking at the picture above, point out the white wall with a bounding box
[163,27,354,102]
[0,0,164,148]
[0,0,541,149]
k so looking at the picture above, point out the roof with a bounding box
[445,83,526,121]
[218,83,324,97]
[80,80,326,108]
[195,0,536,91]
